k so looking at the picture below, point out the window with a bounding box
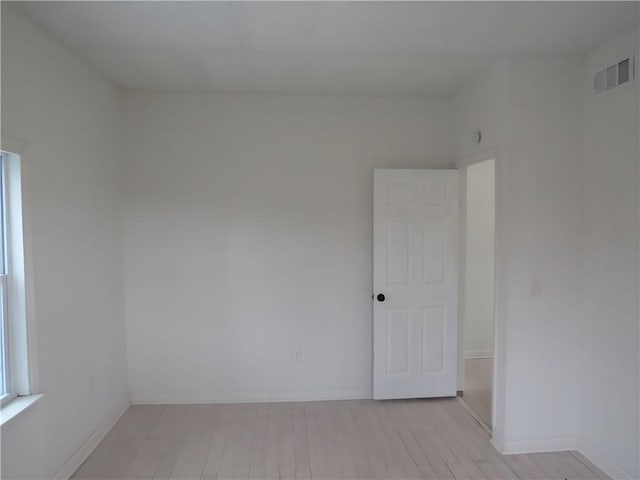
[0,150,30,408]
[0,152,9,403]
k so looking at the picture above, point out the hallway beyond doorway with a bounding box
[464,357,493,428]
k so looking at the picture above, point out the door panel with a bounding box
[373,169,458,399]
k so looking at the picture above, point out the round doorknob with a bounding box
[376,293,386,302]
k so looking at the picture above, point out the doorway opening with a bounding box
[461,158,495,430]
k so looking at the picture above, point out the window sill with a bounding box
[0,393,43,425]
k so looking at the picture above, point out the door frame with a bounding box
[456,148,506,445]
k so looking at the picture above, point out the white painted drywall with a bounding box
[464,159,495,359]
[579,29,639,479]
[1,6,128,479]
[121,92,453,403]
[453,56,585,451]
[452,61,509,395]
[452,61,510,162]
[454,44,638,475]
[502,55,585,449]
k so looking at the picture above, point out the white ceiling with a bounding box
[15,1,640,95]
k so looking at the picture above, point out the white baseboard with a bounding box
[489,431,504,453]
[53,396,130,480]
[130,389,371,405]
[490,434,576,455]
[490,433,633,480]
[576,437,633,480]
[464,349,494,359]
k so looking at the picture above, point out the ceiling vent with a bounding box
[594,57,634,93]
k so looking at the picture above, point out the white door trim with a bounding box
[456,148,506,440]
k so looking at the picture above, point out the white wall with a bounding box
[453,56,585,452]
[453,37,640,476]
[121,92,452,403]
[452,61,509,394]
[501,55,585,450]
[464,159,495,359]
[1,6,128,479]
[579,29,639,479]
[452,61,510,162]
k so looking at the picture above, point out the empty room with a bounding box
[1,2,639,479]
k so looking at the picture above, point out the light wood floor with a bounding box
[72,398,608,480]
[463,358,493,428]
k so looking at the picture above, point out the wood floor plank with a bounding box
[537,452,580,480]
[558,451,608,480]
[337,400,374,480]
[233,403,258,479]
[201,404,232,480]
[397,427,440,479]
[278,403,297,480]
[263,403,281,479]
[360,401,405,478]
[446,460,489,480]
[431,401,485,462]
[438,401,520,479]
[349,400,392,479]
[305,402,328,480]
[570,451,609,480]
[216,404,248,480]
[398,402,454,479]
[152,405,198,480]
[70,398,611,480]
[373,402,422,479]
[248,403,269,480]
[126,405,186,479]
[405,402,458,469]
[293,402,312,479]
[108,405,165,479]
[316,401,343,479]
[324,401,355,480]
[547,451,592,480]
[475,459,519,480]
[503,453,551,480]
[169,405,216,479]
[73,406,149,479]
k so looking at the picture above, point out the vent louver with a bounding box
[594,57,634,93]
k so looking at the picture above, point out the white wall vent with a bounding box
[594,57,634,93]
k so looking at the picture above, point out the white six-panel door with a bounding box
[373,169,458,399]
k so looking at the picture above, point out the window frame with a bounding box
[0,153,15,406]
[0,273,11,406]
[0,145,35,410]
